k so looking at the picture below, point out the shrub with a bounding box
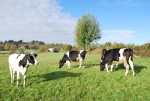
[40,46,48,53]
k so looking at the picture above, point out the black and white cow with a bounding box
[59,50,86,69]
[8,52,39,87]
[100,48,135,76]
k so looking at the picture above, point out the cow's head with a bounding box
[100,62,105,71]
[19,52,39,67]
[59,60,64,68]
[28,53,39,65]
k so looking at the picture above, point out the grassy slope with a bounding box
[0,51,150,101]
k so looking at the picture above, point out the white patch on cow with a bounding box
[66,60,70,69]
[66,51,69,57]
[119,48,126,61]
[20,66,28,75]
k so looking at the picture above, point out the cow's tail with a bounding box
[126,49,133,65]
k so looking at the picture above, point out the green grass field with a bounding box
[0,51,150,101]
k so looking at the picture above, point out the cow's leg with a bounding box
[66,61,71,69]
[23,75,26,87]
[10,70,14,83]
[16,71,20,87]
[129,59,135,77]
[79,59,81,68]
[105,64,110,72]
[10,69,13,83]
[82,59,85,68]
[110,64,114,72]
[116,62,118,68]
[9,66,14,83]
[22,68,28,87]
[12,70,15,83]
[124,62,129,76]
[79,58,84,68]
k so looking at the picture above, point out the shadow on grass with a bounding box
[85,64,99,67]
[31,71,82,82]
[114,64,147,74]
[134,65,147,74]
[71,64,100,68]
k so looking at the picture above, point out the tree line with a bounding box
[1,39,150,57]
[0,40,74,53]
[0,40,44,51]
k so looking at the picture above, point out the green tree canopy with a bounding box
[74,13,101,49]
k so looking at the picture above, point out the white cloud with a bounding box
[99,30,136,44]
[0,0,77,44]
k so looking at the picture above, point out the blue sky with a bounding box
[0,0,150,45]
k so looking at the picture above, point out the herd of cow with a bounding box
[8,48,136,87]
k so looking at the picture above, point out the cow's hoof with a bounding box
[125,74,128,76]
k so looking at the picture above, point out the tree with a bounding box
[63,44,72,51]
[9,44,17,54]
[4,44,10,50]
[74,13,101,49]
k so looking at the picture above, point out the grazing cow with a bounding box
[59,50,86,69]
[100,48,135,76]
[8,52,39,87]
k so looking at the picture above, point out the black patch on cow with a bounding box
[80,51,86,59]
[104,48,120,62]
[101,49,107,60]
[19,54,28,67]
[123,48,133,65]
[28,54,36,64]
[69,51,79,61]
[63,54,70,62]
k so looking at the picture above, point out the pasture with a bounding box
[0,50,150,101]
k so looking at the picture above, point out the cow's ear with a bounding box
[34,54,37,57]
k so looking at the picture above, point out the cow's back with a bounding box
[8,54,25,69]
[68,51,79,61]
[9,53,18,64]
